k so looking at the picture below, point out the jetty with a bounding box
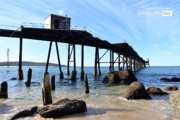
[0,14,149,80]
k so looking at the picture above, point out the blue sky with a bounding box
[0,0,180,66]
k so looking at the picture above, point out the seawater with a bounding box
[0,66,180,120]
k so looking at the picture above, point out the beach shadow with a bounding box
[0,100,14,115]
[57,107,133,119]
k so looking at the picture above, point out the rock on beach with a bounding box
[123,82,151,99]
[146,87,168,95]
[37,98,87,118]
[103,70,137,85]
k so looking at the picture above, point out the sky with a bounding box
[0,0,180,66]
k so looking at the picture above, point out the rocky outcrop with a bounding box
[146,87,168,95]
[123,82,151,99]
[164,86,178,91]
[102,70,137,85]
[37,98,87,118]
[0,81,8,98]
[160,77,180,82]
[11,106,38,120]
[170,90,180,118]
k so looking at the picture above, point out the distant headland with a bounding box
[0,61,66,66]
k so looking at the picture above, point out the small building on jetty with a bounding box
[0,14,150,80]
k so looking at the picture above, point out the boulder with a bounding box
[170,90,180,118]
[37,98,87,118]
[146,87,168,95]
[11,106,38,120]
[164,86,178,91]
[102,70,137,85]
[122,82,151,99]
[160,77,180,82]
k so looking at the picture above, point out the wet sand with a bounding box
[0,86,179,120]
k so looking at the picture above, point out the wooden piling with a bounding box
[45,41,52,74]
[17,26,23,80]
[67,44,70,75]
[97,47,101,75]
[81,39,84,79]
[25,68,32,86]
[129,52,132,70]
[0,81,8,98]
[109,50,112,72]
[94,44,98,76]
[123,55,125,70]
[112,51,114,72]
[55,42,64,79]
[41,73,52,105]
[51,75,55,90]
[71,44,77,80]
[84,74,89,94]
[118,54,120,71]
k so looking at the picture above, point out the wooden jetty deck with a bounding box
[0,26,149,80]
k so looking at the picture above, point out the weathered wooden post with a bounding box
[118,54,120,71]
[25,68,32,86]
[84,74,89,94]
[126,54,128,70]
[81,39,84,79]
[55,42,64,79]
[112,50,114,72]
[109,50,112,72]
[97,47,101,75]
[93,44,98,76]
[71,44,77,80]
[129,52,132,70]
[17,26,23,80]
[67,44,70,75]
[0,81,8,98]
[123,55,125,70]
[51,75,55,90]
[41,72,52,105]
[133,53,136,71]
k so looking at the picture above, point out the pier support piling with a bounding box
[17,26,23,80]
[93,43,98,76]
[67,44,70,75]
[51,75,55,90]
[45,41,52,74]
[97,47,101,75]
[71,44,77,80]
[55,42,64,79]
[118,54,120,71]
[84,74,89,94]
[81,39,84,79]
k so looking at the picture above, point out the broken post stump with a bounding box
[0,81,8,98]
[71,71,77,80]
[51,75,55,90]
[41,72,52,105]
[25,68,32,86]
[84,74,89,94]
[59,72,64,79]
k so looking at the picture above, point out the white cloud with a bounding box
[58,10,63,15]
[0,41,5,43]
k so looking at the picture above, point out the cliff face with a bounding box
[0,61,66,66]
